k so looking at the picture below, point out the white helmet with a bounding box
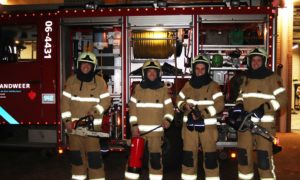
[192,55,211,73]
[247,48,268,67]
[77,52,97,72]
[142,60,162,79]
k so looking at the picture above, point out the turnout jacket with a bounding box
[129,84,174,136]
[177,81,224,125]
[61,75,111,130]
[236,73,287,123]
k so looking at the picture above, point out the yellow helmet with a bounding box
[77,52,97,72]
[192,55,211,73]
[142,60,162,78]
[247,48,268,66]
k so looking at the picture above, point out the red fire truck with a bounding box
[0,4,276,156]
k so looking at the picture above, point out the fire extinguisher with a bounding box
[127,125,162,173]
[127,137,145,173]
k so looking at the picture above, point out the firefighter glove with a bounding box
[186,114,194,131]
[194,117,205,132]
[229,103,244,120]
[252,104,265,119]
[228,103,245,131]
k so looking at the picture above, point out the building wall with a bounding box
[293,49,300,81]
[292,49,298,108]
[292,48,300,109]
[277,1,293,132]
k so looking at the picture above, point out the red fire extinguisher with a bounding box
[127,125,162,173]
[127,137,145,173]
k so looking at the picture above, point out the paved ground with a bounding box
[274,131,300,180]
[0,132,300,180]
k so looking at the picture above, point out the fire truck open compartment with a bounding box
[60,16,125,149]
[127,15,193,105]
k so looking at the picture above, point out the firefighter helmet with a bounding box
[247,48,268,67]
[142,60,162,78]
[211,54,223,67]
[192,55,211,73]
[77,52,97,72]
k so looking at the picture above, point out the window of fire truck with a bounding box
[0,25,37,62]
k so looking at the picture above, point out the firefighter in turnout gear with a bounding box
[177,55,224,180]
[231,48,287,180]
[61,52,111,180]
[125,60,174,180]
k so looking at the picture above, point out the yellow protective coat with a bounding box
[236,73,287,180]
[61,74,111,129]
[61,74,111,180]
[129,84,174,137]
[177,81,224,180]
[177,81,224,125]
